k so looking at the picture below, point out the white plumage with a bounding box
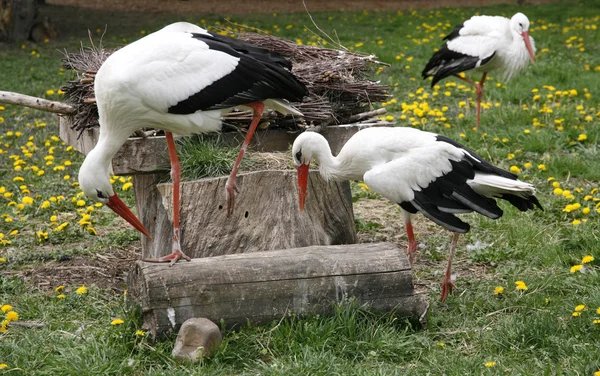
[79,22,307,264]
[292,127,541,301]
[422,13,536,129]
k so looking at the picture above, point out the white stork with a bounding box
[422,12,536,129]
[78,22,307,264]
[292,127,542,302]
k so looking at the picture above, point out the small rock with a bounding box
[172,318,222,362]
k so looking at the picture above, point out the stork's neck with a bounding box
[82,130,129,178]
[309,135,353,182]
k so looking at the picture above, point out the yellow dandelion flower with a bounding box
[574,304,586,312]
[582,255,594,264]
[572,311,581,317]
[537,164,547,171]
[135,329,146,336]
[1,304,12,313]
[0,257,6,263]
[0,364,7,369]
[75,285,88,295]
[509,166,521,174]
[572,219,581,226]
[122,182,133,191]
[87,227,97,236]
[76,199,86,207]
[55,285,64,292]
[5,311,18,322]
[582,207,591,215]
[570,264,584,273]
[493,286,504,295]
[577,134,588,142]
[41,200,51,209]
[111,318,124,325]
[593,319,600,325]
[515,281,528,291]
[46,89,55,95]
[484,361,496,368]
[57,293,66,299]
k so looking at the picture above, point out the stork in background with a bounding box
[78,22,307,265]
[422,12,536,129]
[292,127,542,302]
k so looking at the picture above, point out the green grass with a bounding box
[2,0,600,374]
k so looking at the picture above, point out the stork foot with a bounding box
[142,249,191,266]
[407,242,418,265]
[440,277,456,302]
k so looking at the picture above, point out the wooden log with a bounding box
[127,242,428,336]
[143,170,357,259]
[58,116,388,175]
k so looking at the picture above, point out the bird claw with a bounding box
[142,249,191,266]
[407,243,418,265]
[440,279,456,302]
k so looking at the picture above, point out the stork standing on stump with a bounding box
[422,12,536,130]
[292,127,542,302]
[78,22,307,265]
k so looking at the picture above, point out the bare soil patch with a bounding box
[19,247,139,291]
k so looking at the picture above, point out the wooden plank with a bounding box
[127,243,427,336]
[143,170,357,259]
[58,116,386,175]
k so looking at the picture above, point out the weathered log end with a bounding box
[127,242,428,337]
[141,170,358,259]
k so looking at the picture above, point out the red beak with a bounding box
[297,163,309,212]
[107,194,151,238]
[522,31,535,63]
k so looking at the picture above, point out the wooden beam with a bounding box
[128,242,428,336]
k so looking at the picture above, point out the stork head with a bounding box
[511,13,535,63]
[78,150,151,237]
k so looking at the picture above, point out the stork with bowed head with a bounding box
[78,22,307,265]
[292,127,542,302]
[422,12,536,129]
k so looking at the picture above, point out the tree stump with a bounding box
[142,170,357,259]
[128,242,428,336]
[0,0,37,42]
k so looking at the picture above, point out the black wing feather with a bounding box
[397,135,541,233]
[422,45,495,87]
[168,32,307,114]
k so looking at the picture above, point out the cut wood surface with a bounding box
[58,116,385,175]
[128,242,428,336]
[142,170,357,259]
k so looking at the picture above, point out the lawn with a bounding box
[1,0,600,374]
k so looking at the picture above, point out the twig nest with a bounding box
[172,317,222,362]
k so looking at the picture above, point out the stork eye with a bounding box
[295,150,302,163]
[96,189,107,199]
[519,23,523,27]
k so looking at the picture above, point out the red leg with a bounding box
[440,232,460,302]
[142,131,191,266]
[474,72,487,131]
[225,102,265,217]
[405,216,418,264]
[454,72,487,130]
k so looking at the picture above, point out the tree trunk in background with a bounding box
[0,0,37,42]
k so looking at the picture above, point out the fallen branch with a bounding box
[0,90,75,115]
[10,321,46,328]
